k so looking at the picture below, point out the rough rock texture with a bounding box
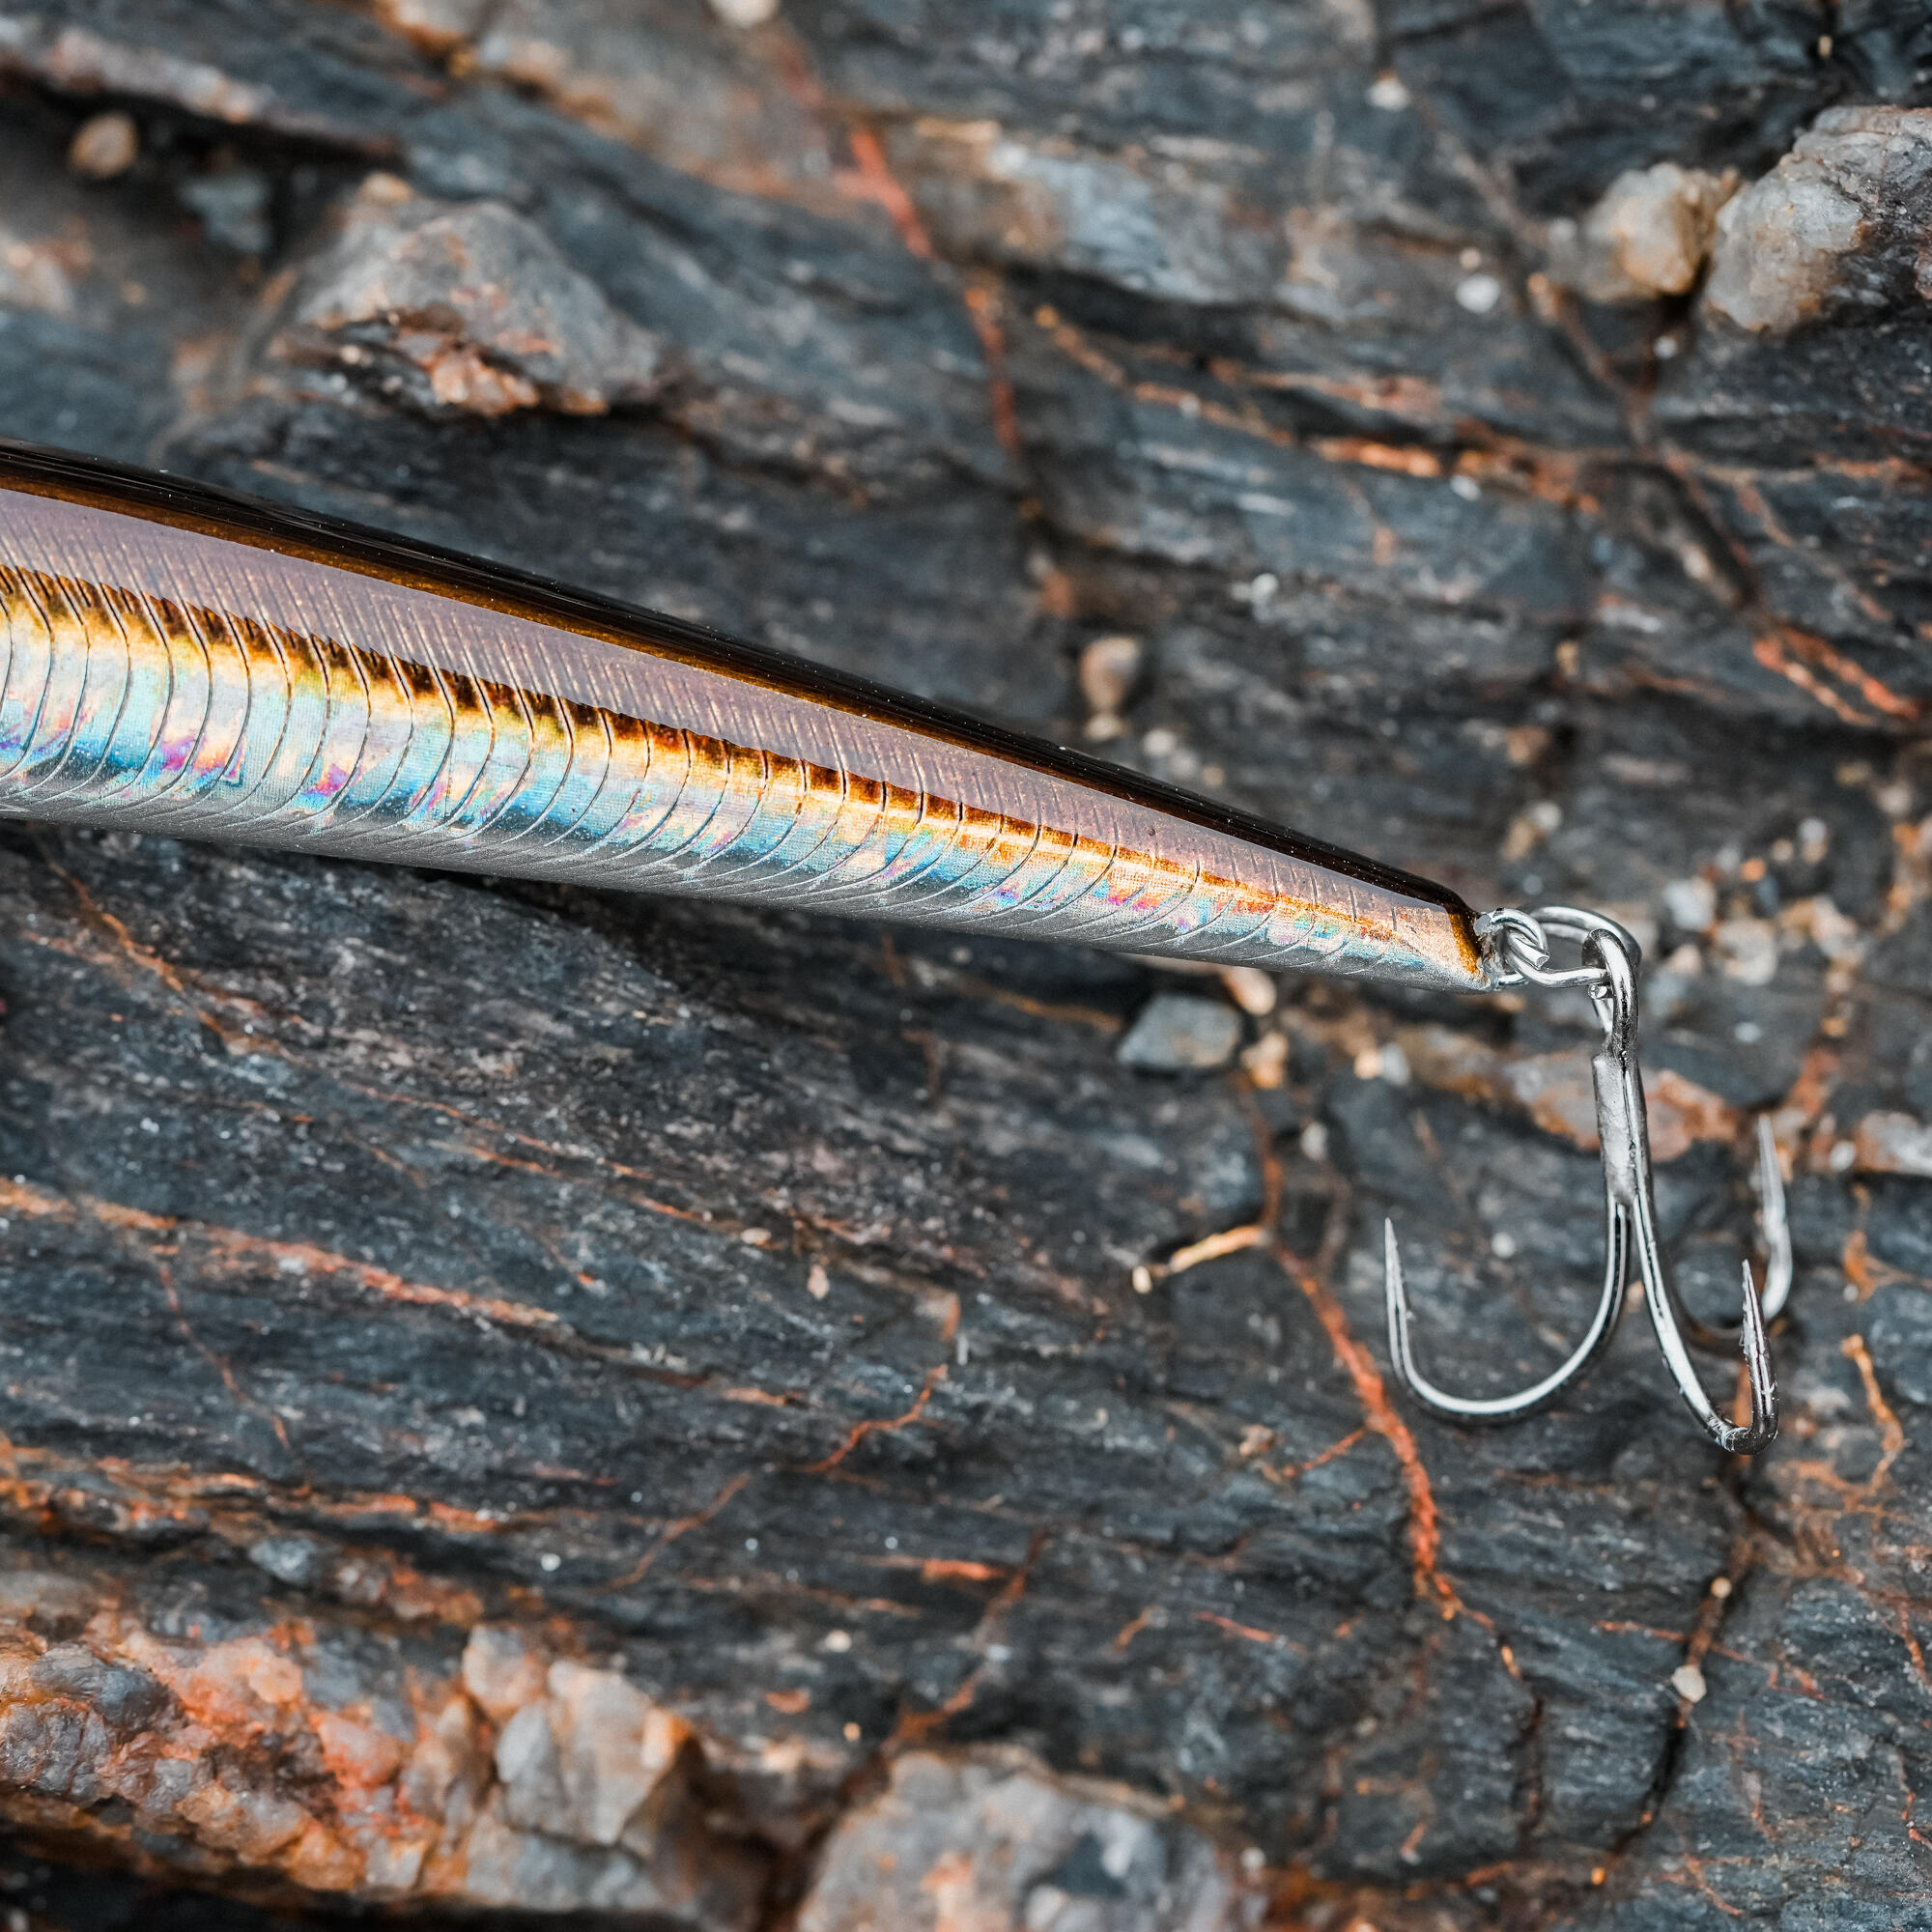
[1549,164,1739,305]
[270,170,669,416]
[0,2,1927,1927]
[1704,105,1932,333]
[799,1749,1257,1931]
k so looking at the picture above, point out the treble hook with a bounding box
[1383,906,1781,1455]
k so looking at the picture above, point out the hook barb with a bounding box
[1382,906,1781,1455]
[1731,1258,1777,1453]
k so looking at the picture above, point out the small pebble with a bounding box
[179,168,272,254]
[1079,634,1142,716]
[69,111,138,181]
[1670,1662,1707,1703]
[1117,994,1241,1072]
[1456,272,1503,315]
[1217,965,1277,1015]
[1352,1043,1409,1084]
[1238,1031,1289,1089]
[1713,916,1778,986]
[1662,875,1717,934]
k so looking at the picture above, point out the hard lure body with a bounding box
[0,440,1783,1450]
[0,440,1486,995]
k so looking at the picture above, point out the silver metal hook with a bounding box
[1754,1115,1793,1324]
[1384,905,1781,1454]
[1674,1116,1791,1337]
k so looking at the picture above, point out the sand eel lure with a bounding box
[0,440,1783,1450]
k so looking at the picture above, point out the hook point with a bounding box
[1754,1118,1792,1324]
[1729,1257,1778,1455]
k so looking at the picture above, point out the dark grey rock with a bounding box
[0,0,1924,1925]
[1117,993,1242,1071]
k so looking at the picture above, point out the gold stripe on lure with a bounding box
[0,440,1786,1449]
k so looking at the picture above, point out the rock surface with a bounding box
[0,2,1926,1928]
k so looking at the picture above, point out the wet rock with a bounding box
[1704,106,1932,333]
[65,107,136,180]
[1852,1109,1932,1178]
[461,1624,550,1722]
[497,1660,690,1848]
[0,1540,767,1923]
[363,0,489,54]
[1907,1035,1932,1116]
[1383,0,1828,214]
[1217,966,1277,1017]
[27,1643,171,1730]
[179,162,273,256]
[454,0,838,207]
[799,1748,1260,1932]
[1080,633,1144,740]
[271,173,668,416]
[0,0,1926,1925]
[247,1532,330,1587]
[1549,162,1736,302]
[0,6,402,154]
[1870,898,1932,999]
[1398,1023,1740,1162]
[1117,993,1242,1071]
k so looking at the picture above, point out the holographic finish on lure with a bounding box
[0,441,1491,993]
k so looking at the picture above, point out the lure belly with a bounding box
[0,440,1488,994]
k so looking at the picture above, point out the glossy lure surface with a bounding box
[0,440,1782,1448]
[0,441,1486,994]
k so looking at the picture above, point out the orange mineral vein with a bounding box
[0,440,1491,993]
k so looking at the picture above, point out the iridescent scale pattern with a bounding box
[0,454,1490,993]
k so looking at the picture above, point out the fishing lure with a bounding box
[0,440,1782,1450]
